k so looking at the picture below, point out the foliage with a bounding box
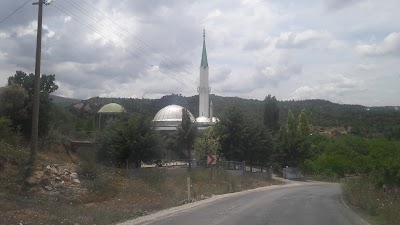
[274,109,312,168]
[0,84,28,130]
[177,108,197,163]
[96,114,161,167]
[214,106,274,166]
[4,71,59,137]
[305,135,400,186]
[298,109,310,137]
[193,128,221,159]
[343,178,400,225]
[263,95,279,131]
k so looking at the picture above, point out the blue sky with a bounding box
[0,0,399,106]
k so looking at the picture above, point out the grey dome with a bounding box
[153,105,195,130]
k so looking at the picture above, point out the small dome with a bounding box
[153,105,195,122]
[98,103,126,113]
[211,117,220,123]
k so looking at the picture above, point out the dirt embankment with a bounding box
[1,150,283,225]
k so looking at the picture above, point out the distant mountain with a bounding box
[68,94,400,136]
[50,95,81,107]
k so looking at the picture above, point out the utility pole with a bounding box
[27,0,44,173]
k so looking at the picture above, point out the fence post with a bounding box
[187,176,191,200]
[242,161,246,176]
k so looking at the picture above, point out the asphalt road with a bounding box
[121,182,368,225]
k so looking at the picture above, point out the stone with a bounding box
[44,186,52,191]
[61,175,72,182]
[25,176,38,186]
[54,182,64,188]
[73,179,80,184]
[33,171,44,179]
[39,178,51,187]
[70,172,78,179]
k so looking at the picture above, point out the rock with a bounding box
[70,172,78,179]
[73,179,80,184]
[45,165,59,175]
[44,186,52,191]
[25,176,38,186]
[61,175,72,182]
[33,171,44,179]
[55,176,62,181]
[39,178,51,187]
[54,182,64,188]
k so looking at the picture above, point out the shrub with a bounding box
[77,162,100,180]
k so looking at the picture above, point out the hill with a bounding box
[66,94,400,137]
[50,95,81,107]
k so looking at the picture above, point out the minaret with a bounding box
[198,29,210,117]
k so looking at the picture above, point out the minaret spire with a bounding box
[198,29,210,118]
[201,28,208,68]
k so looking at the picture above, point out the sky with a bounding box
[0,0,399,106]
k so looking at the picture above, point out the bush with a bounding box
[77,162,100,180]
[343,178,400,225]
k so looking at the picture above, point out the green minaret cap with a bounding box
[201,29,208,68]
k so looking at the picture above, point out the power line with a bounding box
[80,0,200,83]
[50,2,195,90]
[0,0,32,24]
[60,0,199,87]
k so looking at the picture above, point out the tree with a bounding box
[243,121,274,169]
[263,95,280,131]
[96,114,161,168]
[0,84,29,129]
[297,109,310,138]
[6,71,58,136]
[215,106,246,161]
[193,128,221,159]
[274,109,311,168]
[177,108,197,169]
[287,109,296,133]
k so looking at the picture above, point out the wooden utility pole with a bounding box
[28,0,44,171]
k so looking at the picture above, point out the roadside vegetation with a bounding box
[302,134,400,225]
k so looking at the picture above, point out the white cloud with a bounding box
[64,16,72,23]
[356,32,400,56]
[275,30,332,49]
[290,74,365,102]
[0,0,399,106]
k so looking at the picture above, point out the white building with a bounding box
[153,30,218,130]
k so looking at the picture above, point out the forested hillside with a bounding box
[66,94,400,138]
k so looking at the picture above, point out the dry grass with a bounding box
[0,146,282,225]
[343,178,400,225]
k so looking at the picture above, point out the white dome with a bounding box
[153,105,195,130]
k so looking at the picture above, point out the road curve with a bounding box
[120,182,368,225]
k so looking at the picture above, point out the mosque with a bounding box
[152,30,218,130]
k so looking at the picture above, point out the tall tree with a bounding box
[193,128,221,160]
[177,108,197,169]
[215,106,246,161]
[96,114,161,168]
[0,84,29,129]
[263,95,280,131]
[6,71,58,136]
[298,109,310,138]
[287,109,296,133]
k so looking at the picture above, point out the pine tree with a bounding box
[298,109,310,137]
[263,95,280,131]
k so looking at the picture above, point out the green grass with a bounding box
[343,178,400,225]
